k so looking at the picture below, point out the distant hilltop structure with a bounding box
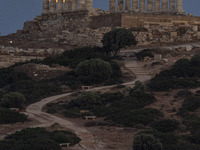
[6,0,200,50]
[42,0,184,14]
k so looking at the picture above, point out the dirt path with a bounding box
[24,60,151,150]
[0,60,151,149]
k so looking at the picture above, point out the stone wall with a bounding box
[18,10,200,50]
[121,13,200,45]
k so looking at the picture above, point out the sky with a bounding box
[0,0,199,36]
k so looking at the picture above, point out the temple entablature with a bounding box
[43,0,184,14]
[43,0,93,14]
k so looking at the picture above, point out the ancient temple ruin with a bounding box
[17,0,200,50]
[109,0,184,13]
[43,0,93,13]
[43,0,184,14]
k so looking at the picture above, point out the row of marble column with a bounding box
[43,0,93,14]
[109,0,184,13]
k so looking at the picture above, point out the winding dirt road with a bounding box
[25,66,151,150]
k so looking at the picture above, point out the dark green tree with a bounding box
[0,92,26,109]
[75,58,112,85]
[102,28,137,55]
[129,81,146,98]
[133,134,163,150]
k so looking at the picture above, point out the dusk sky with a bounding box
[0,0,199,36]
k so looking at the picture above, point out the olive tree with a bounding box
[102,28,137,55]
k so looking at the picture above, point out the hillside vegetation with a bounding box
[0,127,80,150]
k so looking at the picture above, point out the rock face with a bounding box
[15,10,200,50]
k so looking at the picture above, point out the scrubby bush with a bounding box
[11,80,61,105]
[84,121,97,127]
[42,47,123,68]
[105,108,163,127]
[102,28,137,55]
[179,96,200,116]
[0,127,80,150]
[133,134,163,150]
[0,67,30,87]
[67,92,101,110]
[150,119,180,133]
[129,81,146,98]
[135,49,156,61]
[0,92,26,109]
[176,90,192,98]
[148,55,200,91]
[75,59,113,85]
[183,115,200,133]
[0,108,27,124]
[64,109,81,118]
[42,47,105,68]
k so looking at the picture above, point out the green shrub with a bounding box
[75,59,113,85]
[150,119,180,133]
[164,142,200,150]
[176,90,192,98]
[135,49,156,61]
[190,131,200,145]
[105,108,163,127]
[110,61,122,79]
[0,108,27,124]
[148,56,200,91]
[47,108,57,114]
[42,47,105,68]
[64,110,81,118]
[179,96,200,116]
[0,92,26,109]
[67,92,101,110]
[129,81,146,98]
[84,121,97,127]
[0,67,30,87]
[183,115,200,133]
[141,129,178,145]
[0,127,80,150]
[100,92,124,103]
[133,134,163,150]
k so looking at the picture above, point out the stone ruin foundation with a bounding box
[11,0,200,50]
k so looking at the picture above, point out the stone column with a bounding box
[169,0,176,12]
[132,0,139,12]
[139,0,146,13]
[58,0,63,12]
[147,0,153,13]
[65,0,72,11]
[86,0,93,10]
[50,0,56,13]
[109,0,116,12]
[177,0,184,13]
[162,0,168,12]
[125,0,132,11]
[43,0,49,14]
[118,0,124,12]
[154,0,160,13]
[79,0,86,9]
[72,0,78,11]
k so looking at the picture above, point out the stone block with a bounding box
[197,32,200,37]
[170,32,177,37]
[192,26,198,32]
[154,54,162,60]
[185,45,193,51]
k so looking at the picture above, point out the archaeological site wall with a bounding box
[18,10,200,49]
[121,13,200,45]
